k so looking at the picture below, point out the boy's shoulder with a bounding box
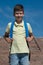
[7,22,12,28]
[7,21,31,28]
[8,22,12,25]
[27,22,31,27]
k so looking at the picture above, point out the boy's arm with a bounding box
[4,32,9,37]
[4,32,13,43]
[26,23,34,42]
[4,23,13,43]
[26,33,33,42]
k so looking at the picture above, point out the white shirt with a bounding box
[6,20,32,54]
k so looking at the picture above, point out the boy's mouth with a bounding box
[17,16,21,18]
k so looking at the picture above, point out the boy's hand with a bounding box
[26,36,33,42]
[5,38,13,43]
[26,37,31,42]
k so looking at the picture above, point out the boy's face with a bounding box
[14,11,24,23]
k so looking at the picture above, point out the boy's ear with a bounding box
[13,12,15,16]
[23,13,24,16]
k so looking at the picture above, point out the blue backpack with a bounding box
[9,20,31,61]
[9,20,29,38]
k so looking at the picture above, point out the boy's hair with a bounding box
[13,4,24,15]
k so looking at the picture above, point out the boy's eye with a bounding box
[16,13,23,15]
[20,13,22,14]
[16,13,18,14]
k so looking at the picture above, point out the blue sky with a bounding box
[0,0,43,37]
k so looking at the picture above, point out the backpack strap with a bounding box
[9,20,29,38]
[24,20,29,38]
[9,21,14,38]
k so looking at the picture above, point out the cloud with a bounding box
[25,9,43,18]
[0,8,2,12]
[25,9,43,23]
[0,7,14,19]
[3,13,14,19]
[24,9,43,37]
[0,27,4,30]
[5,6,13,12]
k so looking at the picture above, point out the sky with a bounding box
[0,0,43,37]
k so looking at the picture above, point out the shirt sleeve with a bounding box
[6,22,11,33]
[27,23,32,33]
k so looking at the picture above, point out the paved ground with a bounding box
[0,38,43,65]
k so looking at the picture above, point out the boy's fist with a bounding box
[5,38,13,43]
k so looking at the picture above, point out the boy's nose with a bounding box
[18,14,21,16]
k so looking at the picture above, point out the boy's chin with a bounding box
[17,19,22,22]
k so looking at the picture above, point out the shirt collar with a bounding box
[14,20,24,27]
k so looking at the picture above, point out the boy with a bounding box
[4,4,33,65]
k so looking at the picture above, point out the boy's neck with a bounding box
[15,20,22,24]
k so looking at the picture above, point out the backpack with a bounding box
[9,20,31,61]
[9,20,29,38]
